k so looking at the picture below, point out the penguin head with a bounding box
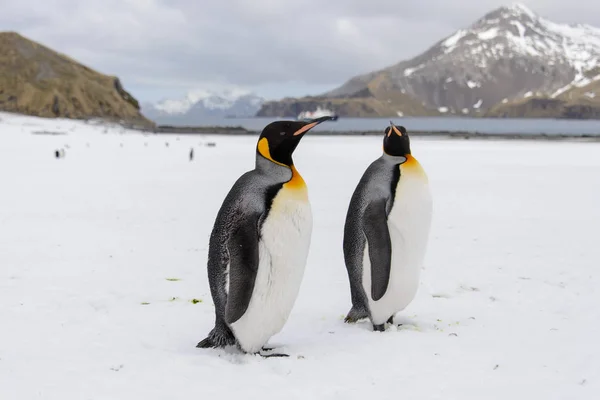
[256,116,335,166]
[383,121,411,157]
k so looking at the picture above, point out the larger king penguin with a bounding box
[343,122,433,331]
[197,116,335,356]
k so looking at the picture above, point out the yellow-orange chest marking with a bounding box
[400,154,428,181]
[280,165,308,201]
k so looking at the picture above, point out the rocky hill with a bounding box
[255,71,441,118]
[0,32,153,127]
[257,3,600,119]
[255,84,440,118]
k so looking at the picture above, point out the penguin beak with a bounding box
[389,121,402,137]
[293,115,337,136]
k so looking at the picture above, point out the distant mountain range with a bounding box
[257,3,600,119]
[141,89,265,124]
[4,3,600,126]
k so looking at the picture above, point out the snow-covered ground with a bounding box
[1,113,599,399]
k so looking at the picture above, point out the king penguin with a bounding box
[197,116,335,356]
[342,122,433,331]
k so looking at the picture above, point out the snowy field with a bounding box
[1,112,599,399]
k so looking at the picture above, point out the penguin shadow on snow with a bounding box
[198,339,294,361]
[198,342,295,364]
[340,308,477,338]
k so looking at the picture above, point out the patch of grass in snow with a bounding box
[190,298,203,304]
[397,324,421,332]
[165,278,181,281]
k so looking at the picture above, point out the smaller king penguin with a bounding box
[343,122,433,331]
[197,116,335,357]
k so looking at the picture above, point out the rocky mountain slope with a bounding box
[255,86,439,118]
[486,67,600,118]
[0,32,153,127]
[257,3,600,119]
[485,77,600,118]
[141,89,264,124]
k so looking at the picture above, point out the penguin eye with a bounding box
[280,131,286,136]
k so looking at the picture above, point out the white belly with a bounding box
[362,160,433,325]
[230,187,312,353]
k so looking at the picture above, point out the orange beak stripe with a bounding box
[293,121,319,136]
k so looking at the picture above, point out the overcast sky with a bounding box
[2,0,599,103]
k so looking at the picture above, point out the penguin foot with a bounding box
[373,324,385,332]
[344,306,369,323]
[259,352,289,358]
[258,347,289,358]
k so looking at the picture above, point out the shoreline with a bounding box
[1,111,598,141]
[135,125,600,141]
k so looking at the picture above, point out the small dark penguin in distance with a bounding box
[197,116,336,357]
[342,122,433,332]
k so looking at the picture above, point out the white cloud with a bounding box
[2,0,600,101]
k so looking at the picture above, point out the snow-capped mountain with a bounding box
[267,3,600,117]
[142,89,265,124]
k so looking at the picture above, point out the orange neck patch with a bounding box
[401,154,428,180]
[284,165,306,190]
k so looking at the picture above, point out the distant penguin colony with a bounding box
[197,116,336,357]
[197,119,433,357]
[342,122,433,331]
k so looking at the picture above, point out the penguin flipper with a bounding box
[224,212,261,325]
[363,199,392,302]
